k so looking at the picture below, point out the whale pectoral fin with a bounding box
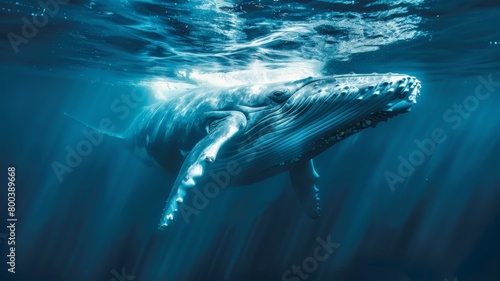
[159,111,247,227]
[289,159,321,218]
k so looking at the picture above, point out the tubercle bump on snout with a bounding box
[363,75,421,103]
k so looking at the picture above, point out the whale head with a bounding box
[285,73,421,123]
[288,73,420,136]
[240,73,421,167]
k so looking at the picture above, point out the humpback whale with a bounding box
[73,73,421,227]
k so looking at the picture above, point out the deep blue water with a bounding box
[1,0,500,281]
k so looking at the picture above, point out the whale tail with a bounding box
[63,112,126,140]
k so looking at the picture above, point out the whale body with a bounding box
[79,73,421,227]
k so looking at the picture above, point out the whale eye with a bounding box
[269,89,289,103]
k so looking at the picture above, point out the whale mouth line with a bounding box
[265,109,400,172]
[309,110,399,147]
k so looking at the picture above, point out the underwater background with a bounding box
[1,0,500,280]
